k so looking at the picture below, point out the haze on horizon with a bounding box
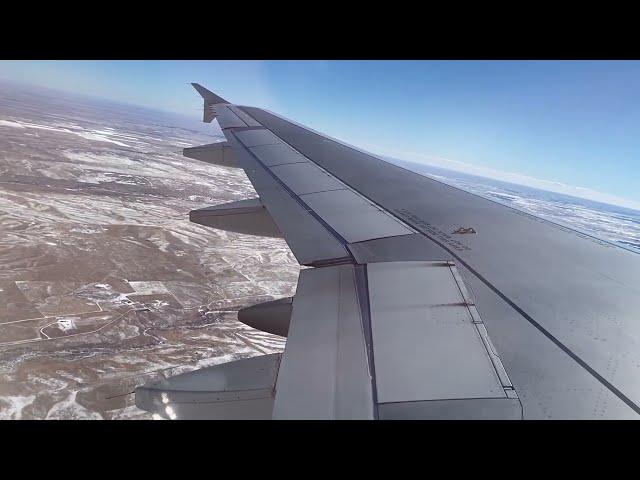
[1,60,639,211]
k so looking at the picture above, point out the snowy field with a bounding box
[0,82,297,419]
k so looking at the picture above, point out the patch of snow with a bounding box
[0,119,131,147]
[46,391,103,420]
[74,131,130,147]
[70,226,105,235]
[129,281,170,295]
[0,395,36,419]
[0,119,26,128]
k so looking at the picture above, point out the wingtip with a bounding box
[191,83,229,105]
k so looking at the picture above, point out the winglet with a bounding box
[191,83,229,123]
[191,83,229,105]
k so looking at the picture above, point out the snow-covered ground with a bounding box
[0,81,296,419]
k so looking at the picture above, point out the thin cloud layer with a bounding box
[362,142,640,212]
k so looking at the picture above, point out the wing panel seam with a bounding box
[228,129,354,259]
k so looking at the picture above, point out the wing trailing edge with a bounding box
[135,261,521,419]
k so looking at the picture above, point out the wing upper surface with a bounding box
[175,85,640,419]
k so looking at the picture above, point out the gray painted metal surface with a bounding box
[183,141,238,168]
[225,132,349,265]
[349,233,639,418]
[378,398,522,420]
[248,143,308,166]
[348,233,452,263]
[273,265,374,419]
[235,128,281,147]
[191,83,228,123]
[192,82,228,105]
[189,198,283,238]
[228,105,261,127]
[234,123,416,250]
[212,105,247,129]
[270,163,346,195]
[138,84,640,419]
[303,189,414,244]
[368,262,515,404]
[135,353,280,420]
[238,297,293,337]
[241,106,640,419]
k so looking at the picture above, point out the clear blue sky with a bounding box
[1,60,639,208]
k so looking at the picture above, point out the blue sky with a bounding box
[1,60,639,209]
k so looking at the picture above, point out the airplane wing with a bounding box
[135,84,640,420]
